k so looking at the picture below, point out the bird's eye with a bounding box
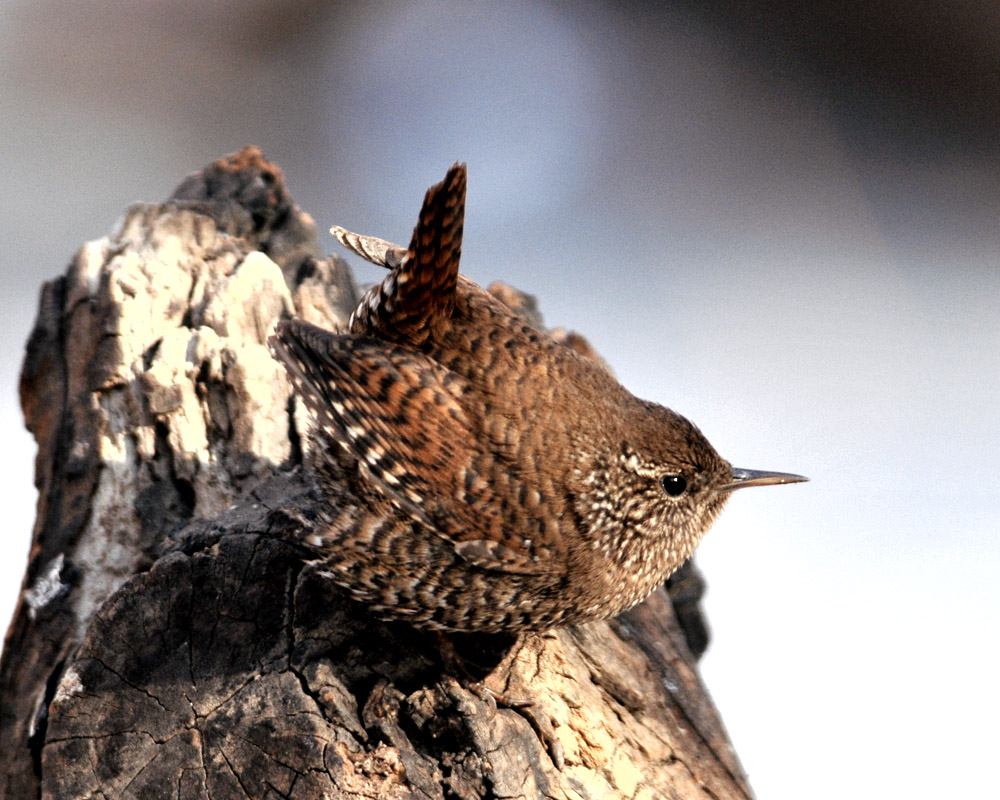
[659,474,687,497]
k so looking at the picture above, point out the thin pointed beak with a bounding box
[723,467,809,492]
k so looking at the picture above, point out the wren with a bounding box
[269,164,806,634]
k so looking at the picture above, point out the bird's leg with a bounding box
[435,632,566,771]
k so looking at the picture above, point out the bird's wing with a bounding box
[349,163,465,345]
[270,319,559,576]
[331,226,406,269]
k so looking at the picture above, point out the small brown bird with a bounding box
[269,164,805,634]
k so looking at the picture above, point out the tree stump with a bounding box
[0,148,753,800]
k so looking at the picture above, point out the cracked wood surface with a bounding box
[1,148,753,800]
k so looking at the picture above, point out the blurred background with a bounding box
[1,1,998,796]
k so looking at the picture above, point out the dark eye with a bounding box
[659,474,687,497]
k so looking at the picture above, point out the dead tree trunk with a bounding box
[0,148,753,800]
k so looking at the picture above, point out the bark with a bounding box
[0,148,752,800]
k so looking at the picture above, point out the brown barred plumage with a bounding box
[269,164,806,633]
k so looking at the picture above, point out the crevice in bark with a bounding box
[28,657,65,782]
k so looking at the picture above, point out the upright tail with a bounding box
[349,163,466,346]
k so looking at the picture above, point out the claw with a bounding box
[445,678,566,770]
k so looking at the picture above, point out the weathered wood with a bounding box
[1,148,752,799]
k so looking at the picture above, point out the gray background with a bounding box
[2,2,998,797]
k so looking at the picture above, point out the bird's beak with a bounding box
[723,467,808,492]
